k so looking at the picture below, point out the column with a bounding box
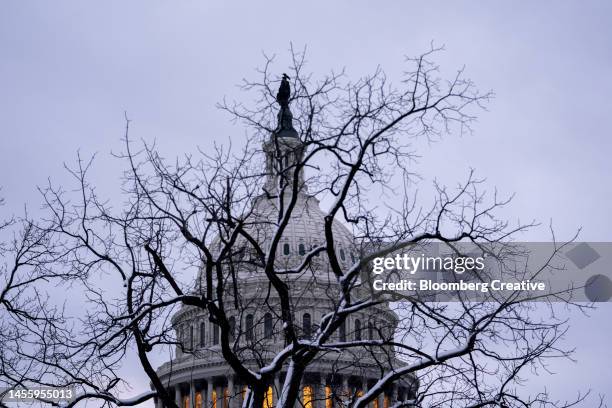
[175,385,182,408]
[273,376,281,407]
[207,381,213,408]
[217,385,223,408]
[228,376,235,408]
[317,376,327,408]
[190,381,196,408]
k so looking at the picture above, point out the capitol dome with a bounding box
[155,77,417,408]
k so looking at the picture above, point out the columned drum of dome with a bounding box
[154,76,417,408]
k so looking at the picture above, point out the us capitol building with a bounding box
[155,77,418,408]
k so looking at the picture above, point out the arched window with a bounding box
[303,313,312,338]
[283,243,290,255]
[368,321,375,340]
[246,314,254,341]
[228,316,236,342]
[264,313,273,339]
[213,323,219,345]
[199,322,206,347]
[177,327,182,345]
[351,253,356,264]
[339,320,346,342]
[355,319,362,341]
[189,325,194,350]
[298,243,306,256]
[340,249,346,261]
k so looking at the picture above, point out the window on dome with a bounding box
[283,243,290,255]
[264,313,273,339]
[200,322,205,347]
[246,314,254,341]
[355,319,362,341]
[368,321,375,340]
[340,249,346,261]
[298,243,305,255]
[189,325,194,350]
[303,313,312,338]
[339,320,346,342]
[213,323,219,345]
[229,316,236,342]
[351,253,356,264]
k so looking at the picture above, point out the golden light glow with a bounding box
[325,386,332,408]
[264,385,273,408]
[302,385,313,408]
[357,390,364,398]
[196,392,203,408]
[212,389,217,408]
[184,396,190,408]
[383,395,390,408]
[373,395,379,408]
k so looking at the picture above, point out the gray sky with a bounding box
[1,1,611,405]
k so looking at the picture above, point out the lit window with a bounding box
[196,392,203,408]
[325,386,332,408]
[264,386,273,408]
[184,396,190,408]
[302,385,313,408]
[224,387,229,408]
[212,389,217,408]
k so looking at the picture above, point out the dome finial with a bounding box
[274,73,298,138]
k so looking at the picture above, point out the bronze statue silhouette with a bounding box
[276,73,291,108]
[274,73,297,137]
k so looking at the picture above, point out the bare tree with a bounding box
[0,47,601,408]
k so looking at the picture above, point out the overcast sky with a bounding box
[1,1,611,406]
